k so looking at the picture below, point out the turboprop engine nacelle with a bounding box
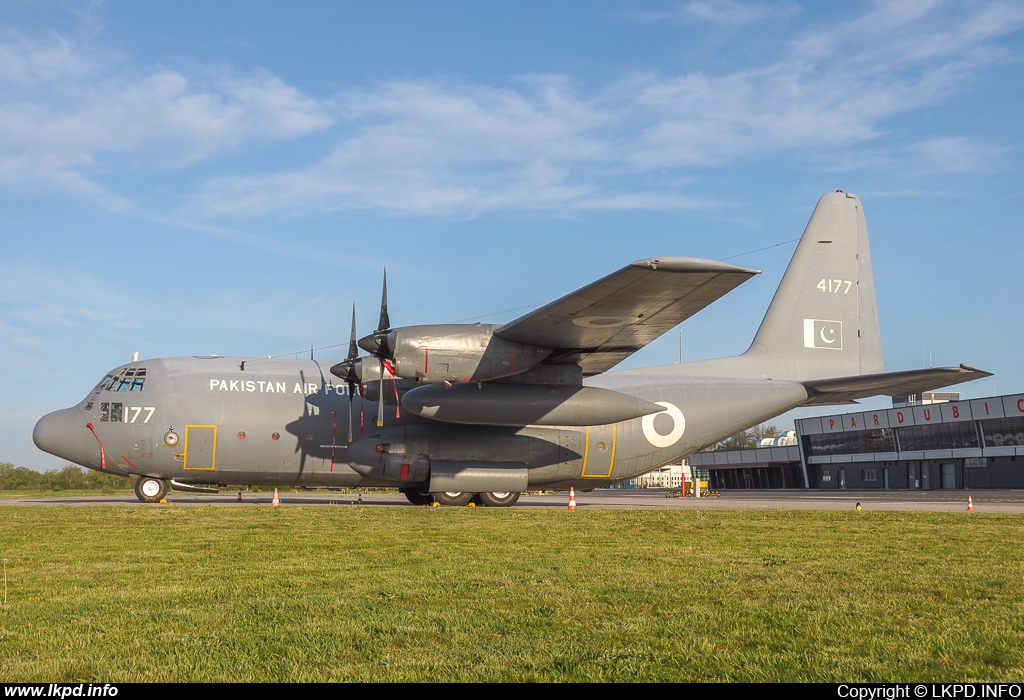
[388,324,551,384]
[360,376,418,404]
[351,355,389,383]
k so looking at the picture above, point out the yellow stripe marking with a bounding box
[582,426,591,472]
[581,424,616,478]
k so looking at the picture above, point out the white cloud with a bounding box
[2,2,1022,219]
[0,36,334,194]
[194,2,1023,217]
[904,137,1003,173]
[0,35,96,85]
[678,1,776,25]
[812,134,1006,180]
[0,257,340,358]
[197,77,632,217]
[0,260,143,351]
[633,1,784,26]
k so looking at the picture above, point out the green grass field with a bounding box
[0,506,1021,682]
[0,488,133,499]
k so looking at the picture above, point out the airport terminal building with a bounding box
[687,392,1024,490]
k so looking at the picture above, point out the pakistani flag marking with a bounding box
[803,319,843,350]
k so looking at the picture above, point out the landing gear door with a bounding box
[184,425,217,471]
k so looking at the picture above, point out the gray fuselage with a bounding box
[34,354,809,490]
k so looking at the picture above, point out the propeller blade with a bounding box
[358,269,396,357]
[347,391,354,443]
[332,301,358,443]
[329,303,363,384]
[348,302,359,361]
[331,407,337,472]
[377,267,390,333]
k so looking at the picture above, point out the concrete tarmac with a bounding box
[2,488,1023,513]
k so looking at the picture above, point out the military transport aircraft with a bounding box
[34,192,990,505]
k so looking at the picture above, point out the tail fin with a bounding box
[672,191,983,395]
[743,190,883,380]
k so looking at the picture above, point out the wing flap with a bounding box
[496,257,758,374]
[802,364,992,405]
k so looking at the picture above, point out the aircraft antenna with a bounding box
[721,237,800,261]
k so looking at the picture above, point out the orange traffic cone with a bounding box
[271,488,280,507]
[568,487,577,511]
[967,495,974,512]
[357,491,363,504]
[236,488,243,503]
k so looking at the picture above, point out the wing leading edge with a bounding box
[495,257,759,375]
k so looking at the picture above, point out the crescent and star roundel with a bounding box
[641,401,686,448]
[803,319,843,350]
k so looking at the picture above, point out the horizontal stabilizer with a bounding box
[802,364,992,405]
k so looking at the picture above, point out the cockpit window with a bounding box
[101,367,147,392]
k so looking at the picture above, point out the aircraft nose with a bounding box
[33,407,88,463]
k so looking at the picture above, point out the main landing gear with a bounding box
[432,491,474,506]
[477,491,521,507]
[400,489,522,507]
[399,488,434,506]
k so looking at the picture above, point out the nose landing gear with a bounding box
[134,476,168,503]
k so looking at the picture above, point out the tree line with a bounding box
[708,424,780,451]
[0,463,133,491]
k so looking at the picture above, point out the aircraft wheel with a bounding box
[478,491,521,507]
[432,491,474,506]
[134,476,168,503]
[400,488,434,506]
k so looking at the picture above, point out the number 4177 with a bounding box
[817,279,852,293]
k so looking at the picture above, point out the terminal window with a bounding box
[981,417,1024,447]
[807,428,895,456]
[897,422,980,451]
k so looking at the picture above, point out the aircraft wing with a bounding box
[495,257,759,375]
[802,365,992,405]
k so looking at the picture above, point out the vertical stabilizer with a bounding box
[742,191,883,380]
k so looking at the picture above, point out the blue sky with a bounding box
[3,0,1022,470]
